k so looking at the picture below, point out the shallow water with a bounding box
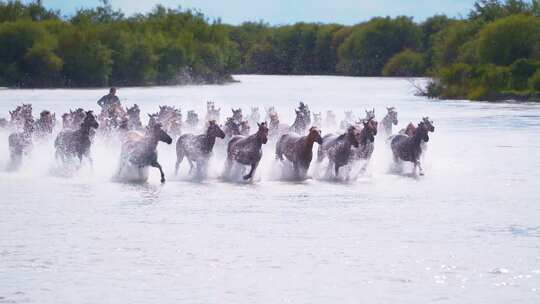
[1,75,540,303]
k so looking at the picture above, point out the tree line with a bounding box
[1,0,539,101]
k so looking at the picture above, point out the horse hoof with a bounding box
[419,172,425,176]
[161,178,166,183]
[242,175,251,180]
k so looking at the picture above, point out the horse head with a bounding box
[151,123,172,144]
[308,126,323,145]
[422,117,435,132]
[257,122,269,144]
[387,107,398,125]
[83,111,99,130]
[365,108,375,120]
[361,118,378,143]
[207,120,226,139]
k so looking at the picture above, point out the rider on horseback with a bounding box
[97,88,121,111]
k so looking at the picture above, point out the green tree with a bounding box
[383,50,426,76]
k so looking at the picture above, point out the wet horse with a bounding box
[224,122,269,181]
[119,123,173,183]
[312,112,322,128]
[206,101,221,123]
[380,107,398,138]
[276,126,323,179]
[317,125,360,178]
[34,110,55,138]
[390,117,435,175]
[55,111,99,165]
[224,117,242,139]
[249,107,261,126]
[8,118,34,169]
[297,102,311,126]
[350,118,378,173]
[126,104,143,130]
[175,120,225,177]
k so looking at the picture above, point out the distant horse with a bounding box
[61,108,86,130]
[231,108,243,123]
[224,117,241,139]
[175,120,225,176]
[206,101,221,123]
[224,122,269,181]
[364,108,376,121]
[268,112,289,139]
[240,120,251,136]
[249,107,261,126]
[317,125,360,177]
[312,112,322,128]
[340,110,356,130]
[8,118,34,169]
[350,118,378,173]
[265,106,277,122]
[379,107,398,138]
[276,126,323,179]
[297,102,311,126]
[390,117,435,175]
[55,111,99,165]
[290,110,308,134]
[325,110,337,130]
[34,110,55,138]
[119,123,173,183]
[126,104,143,130]
[185,110,200,130]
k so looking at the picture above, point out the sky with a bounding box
[40,0,476,25]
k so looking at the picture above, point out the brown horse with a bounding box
[276,126,323,179]
[224,122,269,181]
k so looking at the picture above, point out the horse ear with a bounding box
[257,122,261,127]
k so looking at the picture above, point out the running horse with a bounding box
[55,111,99,165]
[126,104,143,130]
[379,107,398,138]
[118,123,173,183]
[350,117,378,173]
[317,125,360,178]
[7,118,34,169]
[34,110,55,138]
[175,120,225,177]
[276,126,323,179]
[390,117,435,175]
[224,122,269,181]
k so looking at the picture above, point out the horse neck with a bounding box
[358,127,370,146]
[301,135,316,153]
[411,127,426,145]
[203,132,217,151]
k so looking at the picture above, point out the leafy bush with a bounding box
[383,50,426,76]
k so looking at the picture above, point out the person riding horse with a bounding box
[97,88,121,112]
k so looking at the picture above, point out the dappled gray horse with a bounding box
[175,120,225,176]
[317,125,360,177]
[276,126,323,179]
[119,123,173,183]
[8,118,34,169]
[55,111,99,165]
[350,118,378,173]
[379,107,398,138]
[34,110,55,138]
[126,104,143,130]
[224,122,269,181]
[390,117,435,175]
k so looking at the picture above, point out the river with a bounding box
[1,75,539,303]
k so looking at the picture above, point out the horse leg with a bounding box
[334,163,341,177]
[151,161,166,183]
[187,159,195,174]
[175,154,183,176]
[223,157,233,179]
[243,161,259,180]
[415,160,424,176]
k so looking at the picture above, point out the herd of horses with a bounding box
[2,101,435,182]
